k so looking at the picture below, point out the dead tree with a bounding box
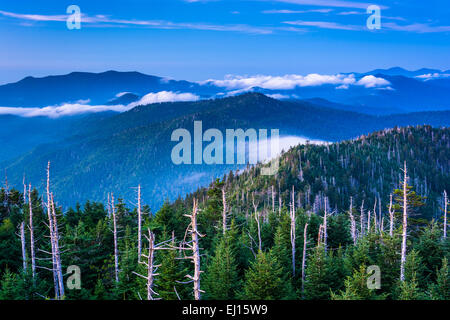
[137,185,142,260]
[301,223,308,295]
[323,198,328,253]
[182,198,205,300]
[222,186,228,235]
[290,186,296,277]
[133,229,174,300]
[278,182,282,215]
[400,162,408,282]
[317,224,324,246]
[252,193,262,252]
[443,190,448,239]
[348,197,356,245]
[111,193,119,283]
[389,194,395,237]
[373,198,378,233]
[50,194,64,298]
[46,162,60,299]
[367,210,371,234]
[360,200,365,238]
[272,185,275,213]
[20,222,27,272]
[28,184,36,279]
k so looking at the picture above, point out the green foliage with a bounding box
[241,250,295,300]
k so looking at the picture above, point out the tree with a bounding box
[331,265,385,300]
[429,258,449,300]
[241,250,294,300]
[304,246,330,300]
[393,162,425,281]
[203,232,240,300]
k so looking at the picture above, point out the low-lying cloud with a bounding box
[202,73,390,90]
[0,91,199,118]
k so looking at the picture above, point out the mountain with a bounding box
[361,67,442,77]
[2,93,449,209]
[1,69,450,115]
[0,71,217,108]
[185,125,450,221]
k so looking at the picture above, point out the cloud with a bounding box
[266,0,388,9]
[202,73,359,90]
[0,10,273,34]
[128,91,199,107]
[262,9,333,14]
[356,75,391,88]
[383,22,450,33]
[415,73,450,80]
[0,91,200,118]
[283,20,362,30]
[266,93,291,100]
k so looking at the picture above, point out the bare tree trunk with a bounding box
[348,197,356,245]
[290,186,296,277]
[51,194,64,298]
[272,185,275,213]
[137,185,142,260]
[145,230,156,300]
[111,194,119,283]
[20,222,27,272]
[360,200,365,238]
[301,223,308,295]
[134,230,175,300]
[373,198,378,233]
[444,190,448,239]
[278,182,282,215]
[184,199,204,300]
[46,162,59,299]
[323,198,328,253]
[28,184,36,279]
[222,186,227,235]
[317,224,323,246]
[367,210,371,234]
[252,193,261,252]
[389,194,394,237]
[400,162,408,282]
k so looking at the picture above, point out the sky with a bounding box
[1,0,450,84]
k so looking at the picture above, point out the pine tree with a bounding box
[203,232,240,300]
[304,246,330,300]
[429,258,449,300]
[331,265,386,300]
[241,250,295,300]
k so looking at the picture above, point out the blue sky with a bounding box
[1,0,449,84]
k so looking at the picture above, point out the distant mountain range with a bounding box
[2,93,449,210]
[0,67,450,115]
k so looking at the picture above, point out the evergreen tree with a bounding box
[241,250,295,300]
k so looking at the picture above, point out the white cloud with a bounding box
[128,91,199,107]
[266,93,291,100]
[356,75,391,88]
[0,91,200,118]
[383,22,450,33]
[263,9,333,14]
[266,0,388,9]
[0,10,273,35]
[284,20,362,30]
[202,73,358,90]
[415,73,450,81]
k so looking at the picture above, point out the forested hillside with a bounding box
[0,125,448,300]
[4,93,450,210]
